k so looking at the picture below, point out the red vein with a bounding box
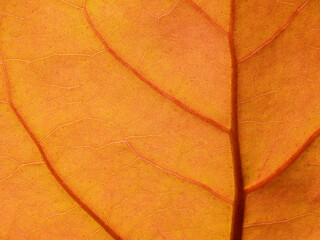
[243,213,320,228]
[123,136,232,204]
[229,1,245,240]
[83,4,233,204]
[185,0,229,36]
[0,50,122,240]
[238,0,309,63]
[83,8,230,134]
[245,127,320,193]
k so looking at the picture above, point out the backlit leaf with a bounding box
[0,0,319,239]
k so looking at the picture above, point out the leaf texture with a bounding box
[0,0,319,239]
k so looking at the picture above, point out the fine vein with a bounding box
[123,135,232,204]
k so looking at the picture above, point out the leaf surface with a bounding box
[0,0,319,239]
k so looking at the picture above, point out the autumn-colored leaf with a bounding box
[0,0,320,239]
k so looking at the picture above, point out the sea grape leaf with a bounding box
[0,0,319,239]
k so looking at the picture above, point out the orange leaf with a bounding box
[0,0,319,239]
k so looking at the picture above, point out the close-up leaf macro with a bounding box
[0,0,319,239]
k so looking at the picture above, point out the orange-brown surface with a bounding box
[0,0,319,239]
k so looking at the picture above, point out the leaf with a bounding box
[0,0,319,239]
